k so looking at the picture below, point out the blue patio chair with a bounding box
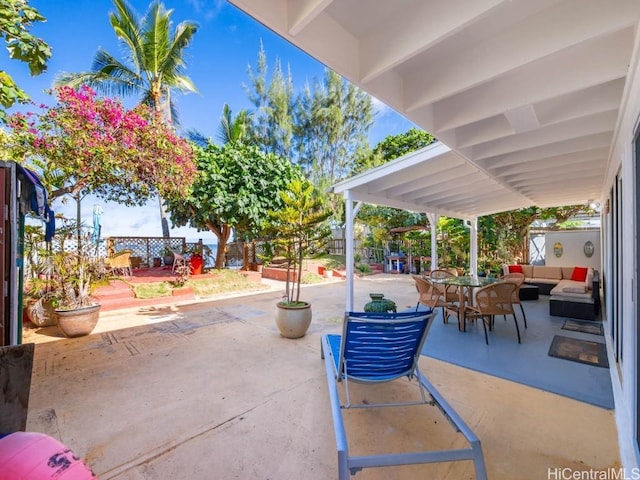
[321,310,488,479]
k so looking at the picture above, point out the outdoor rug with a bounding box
[419,297,614,409]
[548,335,609,368]
[562,319,603,336]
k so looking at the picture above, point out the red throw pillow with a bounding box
[571,266,588,282]
[508,265,523,274]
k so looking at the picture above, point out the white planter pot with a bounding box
[276,302,312,339]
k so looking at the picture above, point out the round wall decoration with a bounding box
[553,242,563,258]
[584,240,595,258]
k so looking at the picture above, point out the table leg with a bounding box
[458,287,466,332]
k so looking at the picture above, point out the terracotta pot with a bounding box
[54,304,101,338]
[189,256,203,275]
[275,302,312,339]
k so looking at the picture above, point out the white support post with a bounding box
[345,190,355,312]
[469,217,478,277]
[427,213,439,271]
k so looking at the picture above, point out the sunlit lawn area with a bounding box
[131,269,270,299]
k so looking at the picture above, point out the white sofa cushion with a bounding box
[551,280,588,297]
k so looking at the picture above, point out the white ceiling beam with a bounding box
[447,192,532,212]
[500,160,606,185]
[404,0,640,111]
[477,132,612,169]
[400,172,488,202]
[471,110,617,161]
[374,157,467,195]
[519,179,604,194]
[430,28,633,132]
[415,179,501,204]
[494,148,608,177]
[287,0,334,36]
[359,0,504,84]
[453,194,533,210]
[348,191,468,219]
[534,78,624,125]
[383,162,473,197]
[454,80,622,148]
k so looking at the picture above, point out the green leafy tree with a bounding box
[165,143,303,269]
[55,0,198,236]
[0,0,51,117]
[354,128,435,174]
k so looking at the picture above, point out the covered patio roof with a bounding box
[330,141,534,218]
[227,0,640,217]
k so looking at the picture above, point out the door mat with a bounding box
[548,335,608,368]
[561,319,603,336]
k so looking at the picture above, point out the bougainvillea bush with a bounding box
[6,85,196,205]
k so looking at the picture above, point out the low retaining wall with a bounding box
[262,267,299,282]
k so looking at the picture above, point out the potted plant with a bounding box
[36,218,111,337]
[48,246,108,337]
[162,246,175,266]
[22,225,57,326]
[265,179,331,338]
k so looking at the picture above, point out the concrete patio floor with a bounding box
[22,274,620,479]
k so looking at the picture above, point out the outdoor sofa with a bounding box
[502,264,600,320]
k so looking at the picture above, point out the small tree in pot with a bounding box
[34,223,109,337]
[266,179,331,338]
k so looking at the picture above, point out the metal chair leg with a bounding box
[519,303,527,328]
[512,314,521,343]
[482,316,489,344]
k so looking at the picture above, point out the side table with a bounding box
[519,284,539,301]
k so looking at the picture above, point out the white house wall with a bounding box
[544,231,601,271]
[606,18,640,468]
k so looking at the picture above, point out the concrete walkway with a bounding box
[23,274,619,479]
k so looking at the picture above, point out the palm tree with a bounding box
[187,104,251,147]
[217,104,251,144]
[55,0,198,237]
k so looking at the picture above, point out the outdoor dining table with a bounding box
[431,275,503,332]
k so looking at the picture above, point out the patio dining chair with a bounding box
[430,268,459,303]
[171,251,188,274]
[104,249,133,277]
[412,275,457,324]
[466,282,520,344]
[321,310,488,479]
[501,272,528,328]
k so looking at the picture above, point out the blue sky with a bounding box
[6,0,414,243]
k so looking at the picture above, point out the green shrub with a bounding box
[301,272,324,284]
[356,263,372,274]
